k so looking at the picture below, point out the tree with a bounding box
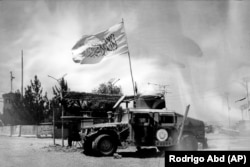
[23,75,48,124]
[51,77,70,120]
[0,91,34,125]
[52,77,69,98]
[92,80,123,95]
[89,79,123,117]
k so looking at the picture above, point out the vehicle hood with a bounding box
[83,122,128,129]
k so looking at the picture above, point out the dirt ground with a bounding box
[0,136,164,167]
[1,133,250,167]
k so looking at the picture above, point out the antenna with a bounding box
[147,82,170,93]
[112,78,120,85]
[148,82,170,109]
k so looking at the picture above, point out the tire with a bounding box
[83,139,93,155]
[178,134,198,150]
[92,134,117,156]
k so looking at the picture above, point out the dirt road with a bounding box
[0,136,164,167]
[1,133,250,167]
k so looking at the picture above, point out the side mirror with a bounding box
[107,111,113,123]
[129,112,134,124]
[154,112,159,123]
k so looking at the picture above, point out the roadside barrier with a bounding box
[0,126,12,136]
[37,125,53,138]
[0,125,68,138]
[11,125,21,137]
[219,128,239,136]
[20,125,38,137]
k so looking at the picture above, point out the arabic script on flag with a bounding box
[72,22,128,64]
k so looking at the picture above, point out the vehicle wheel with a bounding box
[93,134,117,156]
[83,139,93,155]
[178,134,198,150]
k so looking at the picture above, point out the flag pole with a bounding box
[122,18,136,97]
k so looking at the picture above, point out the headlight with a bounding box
[156,129,168,141]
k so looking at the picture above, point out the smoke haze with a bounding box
[1,0,250,123]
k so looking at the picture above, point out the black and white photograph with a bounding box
[1,0,250,167]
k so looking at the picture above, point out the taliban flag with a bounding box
[72,22,129,64]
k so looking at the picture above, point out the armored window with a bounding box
[160,115,174,124]
[133,114,150,125]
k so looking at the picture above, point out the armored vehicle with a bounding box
[80,94,208,156]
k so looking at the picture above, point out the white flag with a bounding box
[72,22,128,64]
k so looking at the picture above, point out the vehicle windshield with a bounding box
[114,108,129,123]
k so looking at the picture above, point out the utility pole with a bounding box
[49,100,55,146]
[246,80,250,120]
[225,92,231,128]
[243,77,250,120]
[21,50,24,100]
[240,108,244,121]
[10,71,15,92]
[48,74,67,147]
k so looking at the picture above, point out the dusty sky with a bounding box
[1,0,250,124]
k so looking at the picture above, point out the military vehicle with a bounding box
[80,94,208,156]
